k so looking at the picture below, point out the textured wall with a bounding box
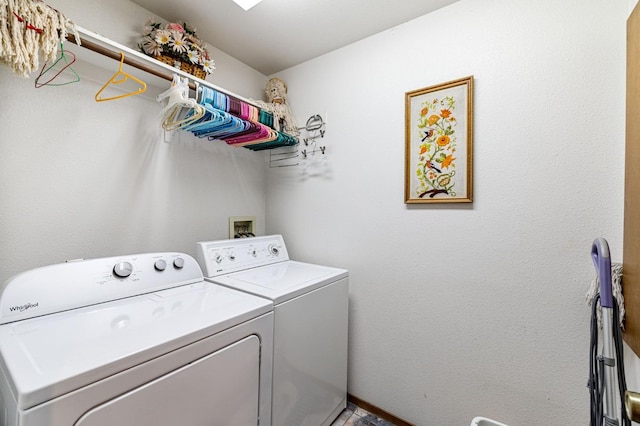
[266,0,628,424]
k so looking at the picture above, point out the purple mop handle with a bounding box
[591,237,613,308]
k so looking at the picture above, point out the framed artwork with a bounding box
[404,76,473,203]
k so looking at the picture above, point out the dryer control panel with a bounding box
[0,253,203,324]
[196,235,289,277]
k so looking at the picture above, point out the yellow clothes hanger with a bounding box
[95,52,147,102]
[34,41,80,88]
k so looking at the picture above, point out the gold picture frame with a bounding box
[405,76,473,203]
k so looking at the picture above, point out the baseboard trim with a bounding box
[347,394,415,426]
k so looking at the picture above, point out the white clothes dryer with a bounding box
[0,252,274,426]
[196,235,349,426]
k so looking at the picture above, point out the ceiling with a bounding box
[130,0,461,75]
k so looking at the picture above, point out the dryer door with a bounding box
[74,335,260,426]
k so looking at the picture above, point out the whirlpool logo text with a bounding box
[9,302,39,313]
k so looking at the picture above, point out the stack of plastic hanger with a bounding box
[157,76,298,150]
[157,74,205,131]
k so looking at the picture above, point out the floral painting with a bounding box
[405,76,473,204]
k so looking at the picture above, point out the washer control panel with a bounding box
[196,235,289,277]
[0,252,203,324]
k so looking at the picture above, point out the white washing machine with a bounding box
[0,252,274,426]
[196,235,349,426]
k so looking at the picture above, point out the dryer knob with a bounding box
[173,257,185,269]
[154,259,167,271]
[113,262,133,278]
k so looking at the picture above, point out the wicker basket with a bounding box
[155,54,207,80]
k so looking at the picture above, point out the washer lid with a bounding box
[0,281,272,410]
[210,261,348,304]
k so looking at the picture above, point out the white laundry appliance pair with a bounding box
[196,235,349,426]
[0,236,348,426]
[0,252,274,426]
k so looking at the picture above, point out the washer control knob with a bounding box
[251,249,257,257]
[113,262,133,278]
[173,257,185,269]
[215,254,223,264]
[229,254,236,261]
[154,259,167,271]
[269,245,280,256]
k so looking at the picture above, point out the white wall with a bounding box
[267,0,628,424]
[0,0,269,281]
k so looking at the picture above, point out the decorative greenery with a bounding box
[415,96,458,198]
[138,18,215,74]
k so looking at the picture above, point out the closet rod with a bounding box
[67,26,260,107]
[65,27,260,108]
[66,33,198,91]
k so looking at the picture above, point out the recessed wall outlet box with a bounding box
[229,216,256,238]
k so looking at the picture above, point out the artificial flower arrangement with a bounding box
[138,18,215,79]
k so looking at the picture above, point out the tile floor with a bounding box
[331,402,398,426]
